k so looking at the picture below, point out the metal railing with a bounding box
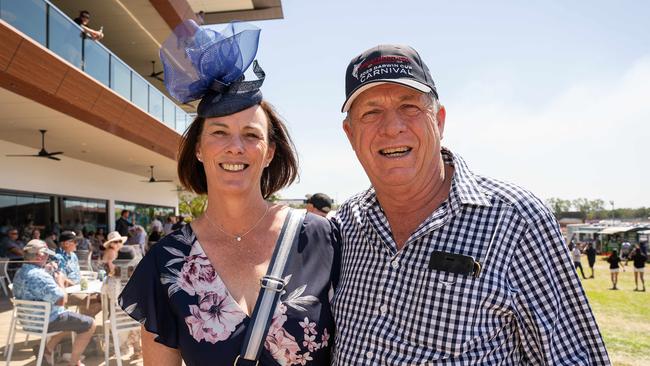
[0,0,193,134]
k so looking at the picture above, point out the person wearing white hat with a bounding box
[13,240,96,366]
[102,231,127,276]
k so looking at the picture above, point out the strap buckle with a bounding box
[260,275,285,292]
[234,355,259,366]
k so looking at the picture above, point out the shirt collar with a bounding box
[442,148,492,208]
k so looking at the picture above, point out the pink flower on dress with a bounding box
[177,245,219,296]
[320,328,330,348]
[302,334,318,352]
[265,327,301,365]
[185,292,245,343]
[294,352,313,365]
[299,317,317,335]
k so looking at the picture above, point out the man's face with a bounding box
[343,84,446,190]
[61,239,76,253]
[8,230,18,241]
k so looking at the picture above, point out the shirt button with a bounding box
[366,351,374,359]
[379,304,388,314]
[390,260,399,269]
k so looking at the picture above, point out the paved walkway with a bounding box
[0,295,143,366]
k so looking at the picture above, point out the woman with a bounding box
[102,231,127,276]
[630,245,647,291]
[119,20,338,366]
[607,249,622,290]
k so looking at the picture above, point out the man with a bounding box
[73,10,104,40]
[115,209,133,237]
[306,193,333,218]
[573,243,587,279]
[13,240,96,366]
[54,231,101,316]
[586,242,597,278]
[1,228,24,279]
[0,228,24,259]
[333,44,609,364]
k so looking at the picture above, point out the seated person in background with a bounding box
[0,227,24,259]
[13,239,96,366]
[75,232,91,251]
[102,231,128,276]
[1,228,24,279]
[53,231,101,317]
[73,10,103,40]
[126,225,146,256]
[44,231,58,251]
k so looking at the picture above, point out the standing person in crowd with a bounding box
[12,240,96,366]
[171,215,186,231]
[115,210,133,237]
[126,225,147,256]
[119,20,338,366]
[102,231,127,276]
[630,244,647,291]
[73,10,104,40]
[163,215,176,235]
[607,249,622,290]
[572,243,587,279]
[621,240,632,265]
[305,193,333,218]
[54,231,102,316]
[585,242,597,278]
[31,228,41,240]
[333,44,609,364]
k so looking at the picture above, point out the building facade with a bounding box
[0,0,282,237]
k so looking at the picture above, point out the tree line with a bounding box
[546,198,650,221]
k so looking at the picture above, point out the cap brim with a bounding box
[43,248,56,256]
[341,79,432,113]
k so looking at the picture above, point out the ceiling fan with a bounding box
[6,129,63,161]
[141,165,173,183]
[149,60,164,82]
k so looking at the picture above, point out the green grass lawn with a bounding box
[578,256,649,366]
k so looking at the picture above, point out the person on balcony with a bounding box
[73,10,103,41]
[13,239,96,366]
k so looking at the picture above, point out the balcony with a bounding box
[0,0,191,135]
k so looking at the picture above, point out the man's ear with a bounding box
[436,105,446,139]
[343,118,355,149]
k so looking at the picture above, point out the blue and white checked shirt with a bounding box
[332,149,609,365]
[13,264,66,321]
[54,249,80,285]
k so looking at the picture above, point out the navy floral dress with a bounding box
[119,213,339,366]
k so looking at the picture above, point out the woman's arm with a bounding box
[141,326,182,366]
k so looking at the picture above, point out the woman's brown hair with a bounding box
[177,100,298,198]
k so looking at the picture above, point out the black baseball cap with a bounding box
[59,231,76,242]
[306,193,333,213]
[342,44,438,112]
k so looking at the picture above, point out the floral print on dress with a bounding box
[158,228,332,365]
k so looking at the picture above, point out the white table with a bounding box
[65,280,103,295]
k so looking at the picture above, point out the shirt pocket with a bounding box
[397,266,513,360]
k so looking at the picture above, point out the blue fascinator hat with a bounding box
[160,20,264,118]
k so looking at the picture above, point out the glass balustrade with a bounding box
[0,0,191,133]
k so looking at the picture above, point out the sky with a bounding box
[244,0,649,208]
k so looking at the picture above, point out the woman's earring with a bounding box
[196,155,203,162]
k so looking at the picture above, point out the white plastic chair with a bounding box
[0,258,10,297]
[76,250,93,271]
[102,279,141,366]
[5,299,61,366]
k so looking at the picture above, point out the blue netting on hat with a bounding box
[160,20,261,104]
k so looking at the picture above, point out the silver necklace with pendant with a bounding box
[204,204,270,242]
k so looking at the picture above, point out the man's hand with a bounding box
[44,261,58,273]
[54,271,66,288]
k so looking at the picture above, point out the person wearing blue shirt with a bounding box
[13,239,96,366]
[54,231,101,317]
